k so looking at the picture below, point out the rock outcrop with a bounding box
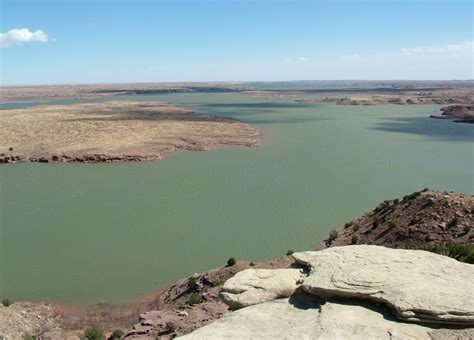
[179,295,444,340]
[181,245,474,338]
[220,268,304,309]
[179,296,321,339]
[326,189,473,250]
[293,245,474,325]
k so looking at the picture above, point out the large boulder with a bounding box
[179,295,320,339]
[179,295,450,339]
[314,300,432,339]
[220,268,303,309]
[293,245,474,325]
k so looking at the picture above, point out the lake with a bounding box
[1,92,472,304]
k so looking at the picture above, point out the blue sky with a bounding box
[0,0,472,85]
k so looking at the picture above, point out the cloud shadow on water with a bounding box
[371,116,474,142]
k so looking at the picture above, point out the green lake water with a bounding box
[0,92,473,304]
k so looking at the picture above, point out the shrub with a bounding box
[286,249,294,256]
[187,276,199,290]
[328,230,338,242]
[388,221,397,229]
[211,280,224,287]
[409,217,419,225]
[353,224,360,231]
[165,321,177,333]
[8,147,13,151]
[429,243,474,264]
[109,330,124,340]
[227,257,236,267]
[403,191,421,201]
[249,262,256,266]
[372,218,379,229]
[190,292,202,305]
[450,216,459,227]
[351,235,358,245]
[344,222,353,229]
[84,326,104,340]
[2,298,11,307]
[393,199,399,205]
[463,225,471,234]
[23,336,36,340]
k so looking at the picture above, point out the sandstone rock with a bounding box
[314,301,432,339]
[179,295,446,340]
[293,245,474,325]
[220,268,303,309]
[179,296,320,339]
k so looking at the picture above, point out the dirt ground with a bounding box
[0,100,261,163]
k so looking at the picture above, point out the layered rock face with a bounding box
[181,245,474,339]
[220,268,304,309]
[294,245,474,325]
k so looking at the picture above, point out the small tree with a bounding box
[2,298,11,307]
[84,326,104,340]
[329,230,338,242]
[286,249,294,256]
[190,292,202,305]
[109,329,124,340]
[450,216,459,227]
[165,321,177,333]
[372,218,379,229]
[227,257,236,266]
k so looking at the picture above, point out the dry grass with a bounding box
[0,100,260,162]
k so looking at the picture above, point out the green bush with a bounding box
[2,298,11,307]
[84,326,104,340]
[372,218,379,229]
[403,191,421,201]
[388,221,397,229]
[211,280,224,287]
[409,217,419,225]
[286,249,294,256]
[353,224,360,231]
[450,216,459,227]
[463,225,471,234]
[328,230,338,242]
[109,329,124,340]
[165,321,177,333]
[351,235,358,245]
[344,222,353,229]
[23,336,36,340]
[190,292,202,305]
[249,262,256,266]
[187,276,199,290]
[429,243,474,264]
[227,257,236,266]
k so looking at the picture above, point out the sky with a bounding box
[0,0,472,85]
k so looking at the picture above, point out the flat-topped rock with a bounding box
[293,245,474,325]
[179,296,320,339]
[220,268,304,309]
[314,301,433,339]
[179,295,458,339]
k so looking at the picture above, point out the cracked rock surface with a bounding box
[293,245,474,325]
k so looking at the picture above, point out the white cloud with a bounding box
[284,56,310,63]
[340,41,473,60]
[0,28,50,48]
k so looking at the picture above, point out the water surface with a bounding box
[1,93,472,303]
